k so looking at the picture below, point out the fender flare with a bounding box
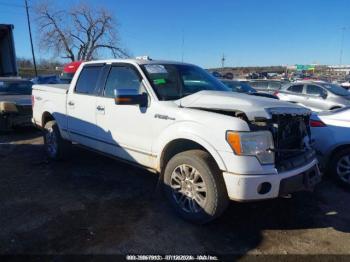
[155,131,227,172]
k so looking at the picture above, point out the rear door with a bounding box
[66,64,104,148]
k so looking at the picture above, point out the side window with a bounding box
[104,66,143,98]
[251,81,268,89]
[269,82,281,90]
[287,84,303,93]
[306,85,324,96]
[75,66,103,95]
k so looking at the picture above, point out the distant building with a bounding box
[328,65,350,75]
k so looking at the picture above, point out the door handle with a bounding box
[96,105,105,111]
[68,101,75,106]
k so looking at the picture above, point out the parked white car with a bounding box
[32,58,321,223]
[311,107,350,188]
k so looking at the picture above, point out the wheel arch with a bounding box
[157,136,227,177]
[41,111,55,127]
[328,144,350,161]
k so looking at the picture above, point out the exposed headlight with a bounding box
[226,131,275,164]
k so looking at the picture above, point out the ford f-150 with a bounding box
[32,58,321,223]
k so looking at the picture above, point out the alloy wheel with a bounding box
[336,154,350,184]
[170,164,207,213]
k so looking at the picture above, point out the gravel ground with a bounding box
[1,128,350,258]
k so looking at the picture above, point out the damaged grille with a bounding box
[270,114,310,162]
[250,112,314,171]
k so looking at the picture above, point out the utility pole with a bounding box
[339,27,348,66]
[24,0,38,77]
[221,54,225,68]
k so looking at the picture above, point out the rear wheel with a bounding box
[329,148,350,189]
[163,150,229,224]
[43,120,71,160]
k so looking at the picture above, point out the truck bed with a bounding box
[32,84,69,94]
[32,84,69,130]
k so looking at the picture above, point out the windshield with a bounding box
[221,80,256,93]
[141,64,230,101]
[322,83,349,96]
[0,81,33,95]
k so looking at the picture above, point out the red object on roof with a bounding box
[63,61,83,74]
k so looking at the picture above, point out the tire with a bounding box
[328,147,350,189]
[163,149,229,224]
[43,120,71,160]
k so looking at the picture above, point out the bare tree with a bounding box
[35,1,129,61]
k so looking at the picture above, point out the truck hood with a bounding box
[176,90,310,120]
[0,94,32,106]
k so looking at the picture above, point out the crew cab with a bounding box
[32,59,321,223]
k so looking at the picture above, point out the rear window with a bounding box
[0,81,33,95]
[75,66,103,95]
[287,84,303,93]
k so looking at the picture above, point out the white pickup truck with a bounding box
[32,58,321,223]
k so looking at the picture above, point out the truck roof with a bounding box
[82,58,194,66]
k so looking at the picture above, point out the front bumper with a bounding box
[222,158,320,201]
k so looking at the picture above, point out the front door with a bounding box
[305,84,328,111]
[95,64,155,167]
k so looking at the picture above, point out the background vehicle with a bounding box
[32,59,320,223]
[31,75,61,85]
[340,81,350,90]
[221,79,278,99]
[211,71,222,78]
[60,61,83,84]
[247,79,288,94]
[277,81,350,112]
[0,24,17,77]
[0,78,33,130]
[310,107,350,188]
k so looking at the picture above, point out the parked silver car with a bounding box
[246,80,288,94]
[310,107,350,188]
[277,81,350,111]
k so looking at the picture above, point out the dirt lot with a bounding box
[1,128,350,257]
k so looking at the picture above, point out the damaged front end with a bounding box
[249,107,315,172]
[196,106,315,172]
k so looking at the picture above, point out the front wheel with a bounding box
[163,150,229,224]
[43,120,71,160]
[329,148,350,189]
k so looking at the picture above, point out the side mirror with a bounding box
[114,89,148,107]
[321,92,328,99]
